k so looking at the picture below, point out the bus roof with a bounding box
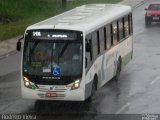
[26,4,131,34]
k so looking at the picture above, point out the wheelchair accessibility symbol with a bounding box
[52,66,60,77]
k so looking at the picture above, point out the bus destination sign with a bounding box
[30,31,78,40]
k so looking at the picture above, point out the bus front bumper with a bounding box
[21,85,85,101]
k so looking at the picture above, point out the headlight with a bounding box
[24,81,30,86]
[23,76,29,81]
[23,76,31,88]
[71,79,80,90]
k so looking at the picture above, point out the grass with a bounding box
[0,0,121,41]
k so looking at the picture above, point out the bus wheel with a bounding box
[85,77,97,103]
[114,59,121,81]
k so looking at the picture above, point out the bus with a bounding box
[17,4,133,102]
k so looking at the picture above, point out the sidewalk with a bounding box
[0,0,148,57]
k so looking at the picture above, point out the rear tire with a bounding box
[114,59,121,81]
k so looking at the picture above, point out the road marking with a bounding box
[150,76,160,85]
[116,102,131,114]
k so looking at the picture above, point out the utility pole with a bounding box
[62,0,67,9]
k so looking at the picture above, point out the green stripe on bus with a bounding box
[122,52,132,68]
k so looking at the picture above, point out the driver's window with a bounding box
[85,34,92,70]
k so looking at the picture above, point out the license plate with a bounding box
[45,92,57,97]
[153,17,159,20]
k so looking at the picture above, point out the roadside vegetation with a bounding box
[0,0,121,41]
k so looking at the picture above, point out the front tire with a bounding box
[85,78,97,103]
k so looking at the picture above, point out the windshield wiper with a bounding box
[58,41,69,58]
[29,40,40,65]
[30,40,40,56]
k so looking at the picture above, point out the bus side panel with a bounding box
[104,45,120,82]
[119,36,133,68]
[84,55,107,99]
[84,45,119,99]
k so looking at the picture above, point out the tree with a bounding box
[62,0,67,9]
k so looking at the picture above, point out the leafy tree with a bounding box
[62,0,67,9]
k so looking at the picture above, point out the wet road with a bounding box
[1,0,160,119]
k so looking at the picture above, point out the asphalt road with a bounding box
[0,0,160,119]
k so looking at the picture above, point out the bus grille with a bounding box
[37,93,66,100]
[37,86,68,99]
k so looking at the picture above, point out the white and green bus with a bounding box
[17,4,133,102]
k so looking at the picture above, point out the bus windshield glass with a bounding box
[23,41,82,77]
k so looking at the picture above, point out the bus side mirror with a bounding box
[16,36,24,51]
[16,41,21,51]
[145,8,147,10]
[86,42,91,52]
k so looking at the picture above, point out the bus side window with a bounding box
[85,34,92,68]
[118,18,124,41]
[92,32,98,58]
[112,21,118,45]
[104,27,107,50]
[110,24,113,46]
[129,13,133,35]
[128,15,131,35]
[117,21,120,42]
[124,16,129,38]
[122,18,125,38]
[106,25,111,49]
[97,31,100,54]
[99,28,105,52]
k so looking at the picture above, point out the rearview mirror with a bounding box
[16,41,21,51]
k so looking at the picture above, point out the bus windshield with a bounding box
[23,40,83,77]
